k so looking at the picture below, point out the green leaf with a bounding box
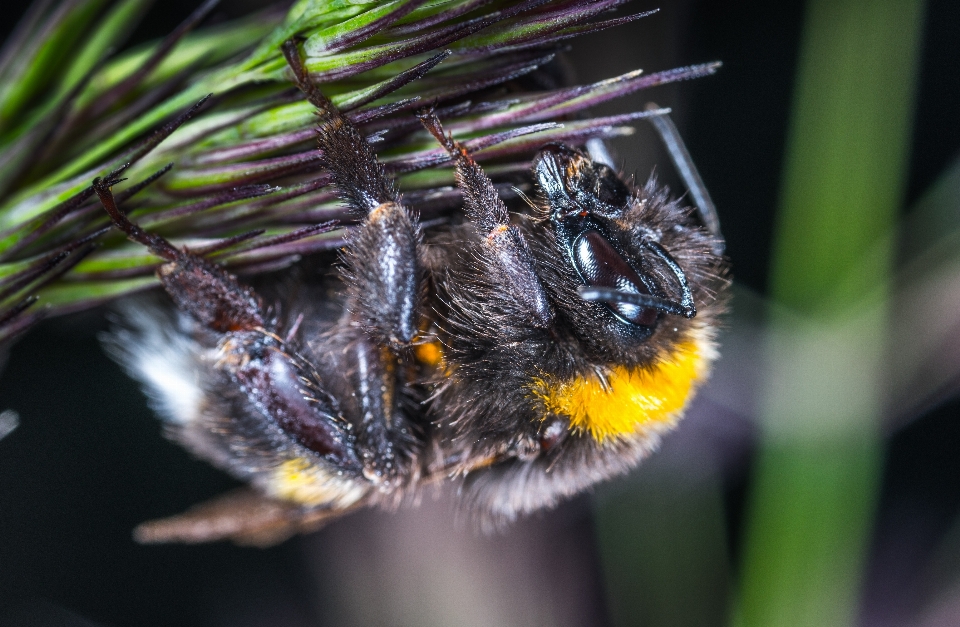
[736,1,925,626]
[0,0,108,129]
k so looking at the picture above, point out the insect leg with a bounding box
[418,110,554,327]
[94,175,264,332]
[281,41,421,488]
[283,40,419,345]
[95,177,366,516]
[134,487,358,547]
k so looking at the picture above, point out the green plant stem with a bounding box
[735,1,924,626]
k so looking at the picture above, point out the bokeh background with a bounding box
[1,1,959,625]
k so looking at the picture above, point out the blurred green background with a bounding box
[1,1,959,626]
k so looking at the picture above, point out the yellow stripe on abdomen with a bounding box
[531,330,714,443]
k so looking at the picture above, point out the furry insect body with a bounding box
[100,43,727,545]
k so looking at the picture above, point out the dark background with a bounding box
[1,1,958,625]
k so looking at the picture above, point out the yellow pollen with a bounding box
[531,338,710,443]
[270,458,365,507]
[414,340,444,367]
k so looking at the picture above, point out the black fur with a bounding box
[102,59,728,541]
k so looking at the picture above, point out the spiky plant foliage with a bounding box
[0,0,718,346]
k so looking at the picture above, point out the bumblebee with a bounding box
[99,41,727,546]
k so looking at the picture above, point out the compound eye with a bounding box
[573,231,658,327]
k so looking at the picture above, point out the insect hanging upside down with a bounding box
[98,40,728,546]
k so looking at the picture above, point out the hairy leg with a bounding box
[283,40,421,346]
[418,109,553,328]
